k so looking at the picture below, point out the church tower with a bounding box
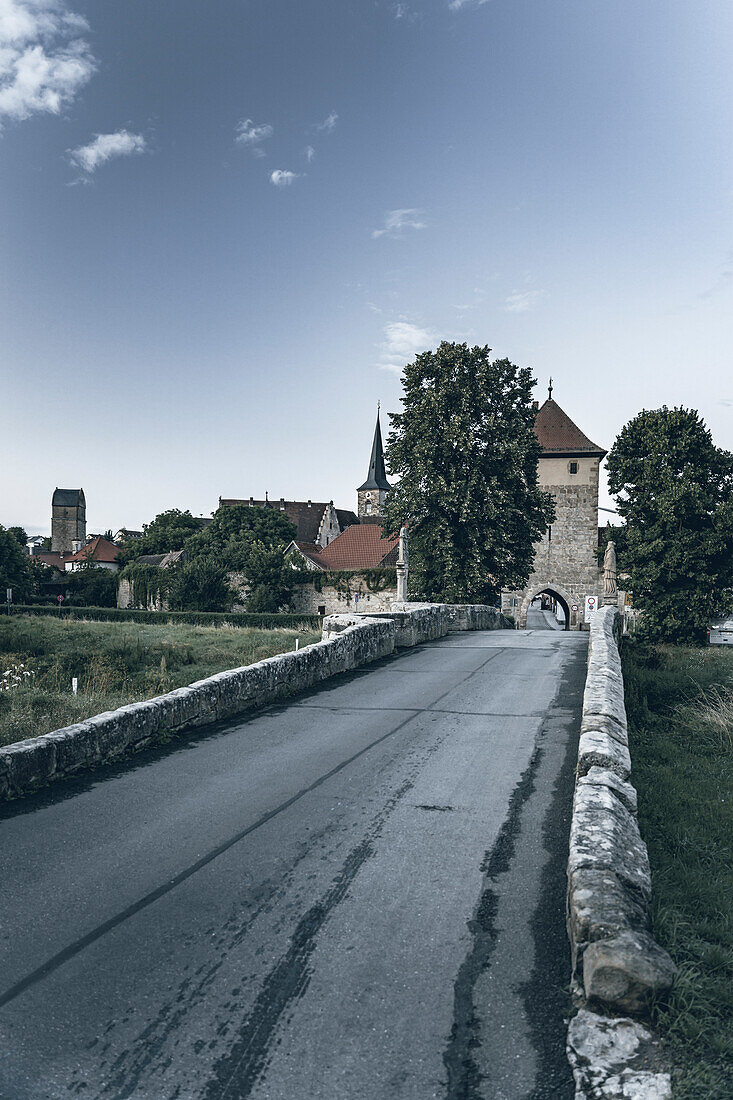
[51,488,86,554]
[357,409,391,519]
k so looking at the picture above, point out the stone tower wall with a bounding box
[51,502,86,554]
[357,488,388,518]
[502,456,602,629]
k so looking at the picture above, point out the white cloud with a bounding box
[501,289,542,313]
[379,320,435,373]
[448,0,489,11]
[235,117,273,151]
[270,169,300,187]
[316,111,338,133]
[371,208,427,239]
[0,0,95,128]
[68,129,147,173]
[304,144,315,162]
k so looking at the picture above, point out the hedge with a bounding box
[0,605,322,630]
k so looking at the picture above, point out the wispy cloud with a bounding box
[379,320,435,373]
[235,117,273,156]
[0,0,95,129]
[392,3,418,19]
[371,208,427,240]
[448,0,490,11]
[501,289,543,313]
[68,129,146,174]
[304,144,315,163]
[316,111,338,134]
[270,169,300,187]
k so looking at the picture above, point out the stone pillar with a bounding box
[603,540,617,606]
[396,526,408,602]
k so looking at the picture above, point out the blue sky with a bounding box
[2,0,732,534]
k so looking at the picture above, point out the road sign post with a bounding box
[584,594,598,622]
[6,588,11,615]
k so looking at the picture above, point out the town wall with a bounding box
[291,581,398,616]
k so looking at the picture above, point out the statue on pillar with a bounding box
[396,525,409,603]
[603,539,617,605]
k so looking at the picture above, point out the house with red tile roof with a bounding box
[64,536,121,573]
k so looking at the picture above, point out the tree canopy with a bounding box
[0,526,32,603]
[606,406,733,644]
[117,509,207,563]
[383,342,554,604]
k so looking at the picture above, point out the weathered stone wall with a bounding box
[503,456,603,629]
[323,603,502,648]
[0,619,395,801]
[51,504,86,554]
[291,581,398,616]
[0,603,502,801]
[566,604,675,1098]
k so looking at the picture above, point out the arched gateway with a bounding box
[502,391,606,631]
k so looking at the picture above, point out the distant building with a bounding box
[113,529,143,544]
[51,488,86,554]
[218,496,358,549]
[64,535,120,573]
[26,535,46,555]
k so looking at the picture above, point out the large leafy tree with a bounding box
[186,504,299,611]
[383,342,554,603]
[606,406,733,645]
[167,560,234,612]
[0,526,32,602]
[117,509,207,563]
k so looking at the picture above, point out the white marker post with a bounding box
[72,677,78,696]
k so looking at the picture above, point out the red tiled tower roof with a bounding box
[533,399,606,458]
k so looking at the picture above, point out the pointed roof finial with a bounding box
[548,377,553,400]
[358,406,391,492]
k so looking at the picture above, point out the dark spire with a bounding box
[548,377,553,400]
[357,408,391,491]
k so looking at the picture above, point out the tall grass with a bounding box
[622,642,733,1098]
[0,615,320,748]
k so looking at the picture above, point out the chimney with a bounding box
[280,497,285,511]
[307,499,312,508]
[532,400,539,410]
[249,497,254,507]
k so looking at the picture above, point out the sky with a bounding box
[1,0,732,535]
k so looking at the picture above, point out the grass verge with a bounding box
[0,614,320,748]
[622,641,732,1098]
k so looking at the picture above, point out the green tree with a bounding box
[7,526,29,549]
[606,406,733,645]
[0,525,32,602]
[65,567,118,607]
[383,342,555,603]
[167,559,234,612]
[184,504,298,609]
[118,509,207,563]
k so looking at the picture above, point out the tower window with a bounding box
[568,461,578,474]
[366,502,373,514]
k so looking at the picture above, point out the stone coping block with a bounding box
[578,729,631,780]
[567,1009,671,1099]
[583,932,678,1014]
[569,783,652,903]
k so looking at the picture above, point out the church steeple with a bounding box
[357,407,391,518]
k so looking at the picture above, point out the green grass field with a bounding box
[0,614,320,748]
[622,641,733,1098]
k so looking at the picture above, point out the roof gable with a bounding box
[533,399,605,457]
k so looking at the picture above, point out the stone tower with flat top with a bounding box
[51,488,86,554]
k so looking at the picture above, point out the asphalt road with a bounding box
[0,613,586,1100]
